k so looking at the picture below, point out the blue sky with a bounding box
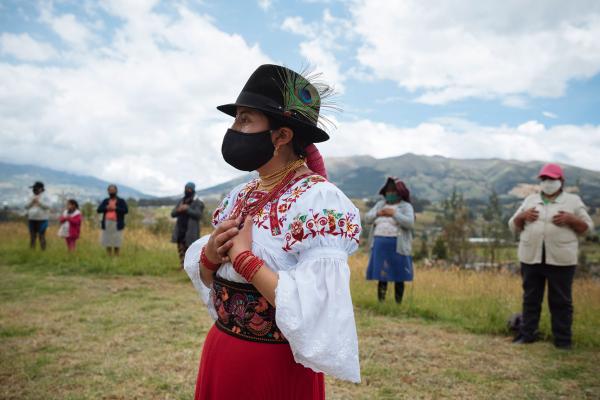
[1,0,599,195]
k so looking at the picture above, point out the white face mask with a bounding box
[540,179,562,195]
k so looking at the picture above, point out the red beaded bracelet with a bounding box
[240,257,264,282]
[200,246,221,271]
[233,250,253,270]
[233,250,264,282]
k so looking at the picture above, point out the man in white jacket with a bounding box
[25,181,51,250]
[508,163,594,349]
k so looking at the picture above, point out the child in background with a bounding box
[58,199,82,252]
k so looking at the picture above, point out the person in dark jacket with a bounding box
[97,184,128,256]
[171,182,204,268]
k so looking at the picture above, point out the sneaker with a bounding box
[512,335,536,344]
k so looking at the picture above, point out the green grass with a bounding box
[0,222,182,277]
[2,222,600,348]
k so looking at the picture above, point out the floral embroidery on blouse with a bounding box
[270,175,327,235]
[282,208,361,252]
[213,175,328,236]
[211,179,259,226]
[212,198,229,226]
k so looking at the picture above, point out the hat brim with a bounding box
[538,173,562,179]
[378,177,396,196]
[217,103,330,143]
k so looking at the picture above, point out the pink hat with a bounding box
[538,163,564,179]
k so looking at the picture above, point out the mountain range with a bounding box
[2,154,599,209]
[0,162,151,207]
[198,154,600,208]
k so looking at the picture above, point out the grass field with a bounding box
[1,222,599,399]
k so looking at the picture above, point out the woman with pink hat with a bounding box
[508,163,594,349]
[182,65,361,399]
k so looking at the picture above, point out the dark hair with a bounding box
[107,184,118,192]
[268,117,308,158]
[67,199,79,209]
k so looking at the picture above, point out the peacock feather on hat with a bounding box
[275,66,339,131]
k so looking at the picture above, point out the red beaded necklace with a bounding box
[231,170,309,222]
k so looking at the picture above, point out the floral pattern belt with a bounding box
[212,275,288,344]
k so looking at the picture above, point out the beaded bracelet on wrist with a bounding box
[233,250,264,282]
[200,246,221,271]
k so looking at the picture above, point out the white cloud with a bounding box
[0,4,270,196]
[281,10,351,92]
[258,0,272,11]
[40,9,93,48]
[317,118,600,172]
[351,0,600,104]
[0,33,57,61]
[543,111,558,119]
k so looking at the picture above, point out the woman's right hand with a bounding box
[205,216,243,264]
[378,207,395,217]
[519,207,539,223]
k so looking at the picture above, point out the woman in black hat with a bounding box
[183,65,361,399]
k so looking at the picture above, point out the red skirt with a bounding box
[195,324,325,399]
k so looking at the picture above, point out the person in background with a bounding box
[365,177,415,303]
[58,199,82,252]
[25,181,50,250]
[509,163,594,349]
[97,184,128,256]
[171,182,205,268]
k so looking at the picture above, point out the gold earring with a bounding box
[274,145,280,156]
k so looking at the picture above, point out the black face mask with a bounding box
[221,128,274,171]
[109,193,117,199]
[184,190,193,198]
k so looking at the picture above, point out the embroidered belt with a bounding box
[212,275,288,344]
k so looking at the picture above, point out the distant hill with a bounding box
[0,162,153,207]
[2,155,599,210]
[198,154,600,208]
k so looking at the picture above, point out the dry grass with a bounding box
[1,221,600,398]
[349,252,600,348]
[1,268,599,399]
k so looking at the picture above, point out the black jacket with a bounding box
[97,197,129,230]
[170,197,205,247]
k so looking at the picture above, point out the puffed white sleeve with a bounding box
[275,183,362,383]
[183,234,217,320]
[182,183,247,321]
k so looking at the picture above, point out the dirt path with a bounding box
[1,269,598,399]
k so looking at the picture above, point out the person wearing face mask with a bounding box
[509,163,593,349]
[365,177,415,303]
[97,184,128,256]
[25,181,50,250]
[171,182,205,268]
[182,65,362,399]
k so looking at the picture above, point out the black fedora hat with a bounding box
[217,64,333,143]
[29,181,45,190]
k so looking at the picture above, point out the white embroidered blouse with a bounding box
[183,174,362,383]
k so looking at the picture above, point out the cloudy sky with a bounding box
[1,0,599,196]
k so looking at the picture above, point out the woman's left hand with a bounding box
[552,211,574,227]
[228,216,254,262]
